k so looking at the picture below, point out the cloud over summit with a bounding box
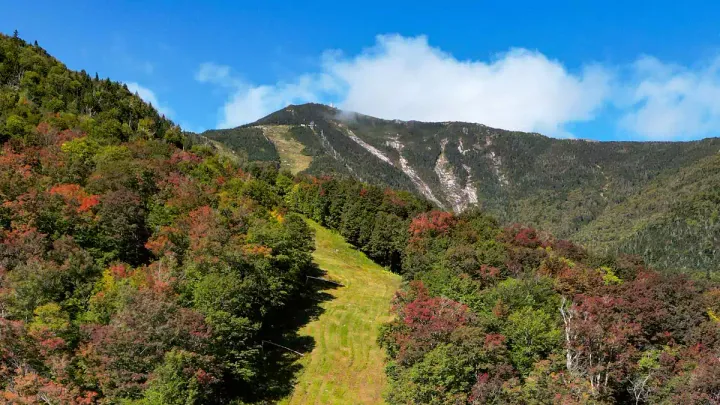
[196,34,720,140]
[619,55,720,140]
[326,35,611,135]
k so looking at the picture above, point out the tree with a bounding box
[143,349,220,405]
[560,295,642,398]
[503,306,561,376]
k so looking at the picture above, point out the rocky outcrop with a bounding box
[386,136,447,209]
[434,139,479,212]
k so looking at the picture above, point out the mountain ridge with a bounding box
[203,103,720,273]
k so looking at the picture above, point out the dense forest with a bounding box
[2,30,719,404]
[0,31,324,404]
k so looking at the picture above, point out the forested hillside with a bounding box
[2,30,719,405]
[207,103,720,275]
[289,177,720,404]
[0,32,325,404]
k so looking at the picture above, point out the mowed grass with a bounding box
[280,220,402,405]
[261,125,313,174]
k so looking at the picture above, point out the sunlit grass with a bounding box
[280,220,401,405]
[262,125,313,174]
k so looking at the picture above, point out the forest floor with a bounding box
[279,219,402,405]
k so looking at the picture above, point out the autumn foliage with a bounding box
[2,32,720,405]
[0,33,317,404]
[379,209,720,404]
[409,210,455,238]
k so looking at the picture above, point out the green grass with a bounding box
[280,220,402,405]
[261,125,313,174]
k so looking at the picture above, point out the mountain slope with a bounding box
[205,103,720,273]
[0,33,325,404]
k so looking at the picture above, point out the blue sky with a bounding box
[3,0,720,141]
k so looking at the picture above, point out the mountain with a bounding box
[202,103,720,274]
[2,31,719,404]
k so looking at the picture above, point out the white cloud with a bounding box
[216,75,334,128]
[195,63,338,128]
[619,55,720,140]
[325,35,611,135]
[194,34,720,140]
[195,62,235,86]
[179,121,206,134]
[126,82,174,118]
[197,35,610,134]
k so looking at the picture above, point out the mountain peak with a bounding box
[205,103,720,274]
[250,103,341,127]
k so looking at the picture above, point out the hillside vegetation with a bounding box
[288,177,720,404]
[0,32,324,404]
[280,219,400,405]
[2,30,720,405]
[207,103,720,275]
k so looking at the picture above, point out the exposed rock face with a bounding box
[345,127,395,166]
[386,136,447,209]
[462,164,479,207]
[316,125,481,212]
[434,139,478,212]
[487,150,509,187]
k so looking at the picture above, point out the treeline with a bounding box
[285,175,432,272]
[0,32,319,404]
[0,32,179,147]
